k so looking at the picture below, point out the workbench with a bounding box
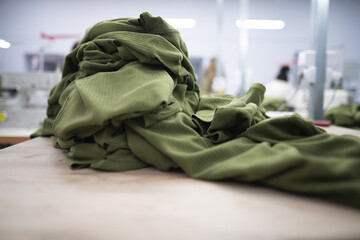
[0,128,35,145]
[1,125,360,239]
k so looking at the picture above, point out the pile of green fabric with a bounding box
[33,12,360,208]
[261,97,292,111]
[325,104,360,130]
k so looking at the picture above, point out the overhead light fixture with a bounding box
[164,18,196,29]
[236,19,285,30]
[0,39,11,49]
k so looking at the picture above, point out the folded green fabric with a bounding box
[325,104,360,130]
[33,12,360,208]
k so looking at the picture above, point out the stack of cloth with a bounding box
[33,12,360,208]
[325,104,360,130]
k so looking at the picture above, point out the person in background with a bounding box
[263,65,296,111]
[72,41,80,50]
[265,65,293,98]
[200,57,216,94]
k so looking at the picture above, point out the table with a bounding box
[320,124,360,138]
[0,128,36,144]
[1,129,360,239]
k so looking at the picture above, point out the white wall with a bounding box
[1,0,359,97]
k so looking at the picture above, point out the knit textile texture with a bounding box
[33,12,360,208]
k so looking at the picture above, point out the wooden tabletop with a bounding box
[1,135,360,240]
[0,128,36,144]
[320,124,360,138]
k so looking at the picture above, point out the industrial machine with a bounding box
[294,50,352,117]
[0,72,61,130]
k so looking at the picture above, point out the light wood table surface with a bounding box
[320,124,360,138]
[1,127,360,240]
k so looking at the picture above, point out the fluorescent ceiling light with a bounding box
[236,19,285,30]
[165,18,196,29]
[0,39,11,49]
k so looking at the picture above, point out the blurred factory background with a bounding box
[0,0,360,144]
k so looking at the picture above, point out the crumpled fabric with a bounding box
[33,12,360,208]
[325,104,360,130]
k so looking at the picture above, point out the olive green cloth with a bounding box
[262,97,292,111]
[325,104,360,130]
[32,13,360,208]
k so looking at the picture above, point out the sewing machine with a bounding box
[293,50,352,117]
[0,72,60,143]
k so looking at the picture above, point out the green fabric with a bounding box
[325,104,360,130]
[262,97,292,111]
[32,12,360,208]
